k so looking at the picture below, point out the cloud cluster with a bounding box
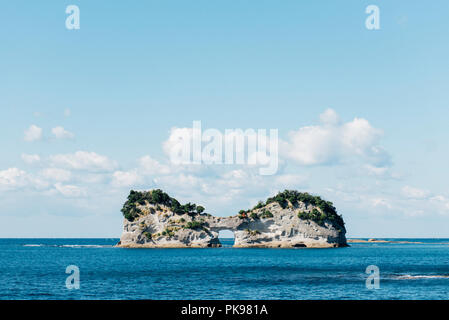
[325,182,449,218]
[13,110,394,207]
[9,109,448,220]
[0,168,29,190]
[161,110,390,176]
[281,109,390,167]
[23,125,75,142]
[0,167,49,192]
[3,151,118,198]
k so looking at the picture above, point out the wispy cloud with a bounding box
[49,151,118,172]
[21,154,41,164]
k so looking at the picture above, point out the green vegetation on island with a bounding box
[121,189,206,221]
[238,190,345,229]
[121,188,345,234]
[184,220,204,230]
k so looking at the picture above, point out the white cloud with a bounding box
[282,124,338,165]
[49,151,118,172]
[24,125,42,142]
[53,183,86,197]
[401,186,430,200]
[40,168,72,182]
[341,118,389,166]
[162,127,200,164]
[154,173,201,191]
[319,108,340,125]
[112,170,143,187]
[51,126,74,139]
[218,169,255,189]
[0,167,63,191]
[138,155,171,175]
[21,154,41,164]
[0,168,28,190]
[109,155,172,188]
[281,109,390,167]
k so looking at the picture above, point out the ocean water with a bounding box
[1,238,449,300]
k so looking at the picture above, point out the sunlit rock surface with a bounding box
[117,190,347,248]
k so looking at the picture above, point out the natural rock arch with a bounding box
[117,189,348,248]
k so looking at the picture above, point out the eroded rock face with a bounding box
[117,191,347,248]
[118,204,222,248]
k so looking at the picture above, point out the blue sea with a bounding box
[1,238,449,300]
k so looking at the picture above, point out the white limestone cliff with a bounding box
[117,189,347,248]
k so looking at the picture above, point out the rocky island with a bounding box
[117,189,347,248]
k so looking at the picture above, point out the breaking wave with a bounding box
[391,274,449,280]
[23,244,113,248]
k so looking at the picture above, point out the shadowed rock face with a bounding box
[117,192,347,248]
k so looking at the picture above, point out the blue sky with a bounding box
[1,1,449,237]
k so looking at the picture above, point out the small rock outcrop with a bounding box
[117,189,347,248]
